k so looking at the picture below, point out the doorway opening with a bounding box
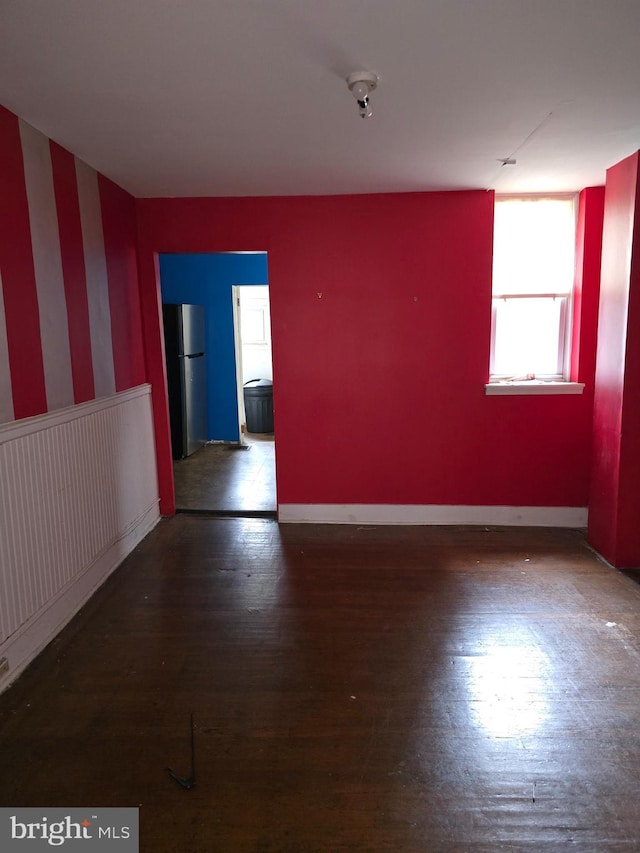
[159,253,276,518]
[171,431,275,516]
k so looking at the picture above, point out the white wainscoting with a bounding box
[0,384,159,692]
[278,504,588,527]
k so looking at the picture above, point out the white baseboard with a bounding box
[0,502,159,695]
[278,504,588,527]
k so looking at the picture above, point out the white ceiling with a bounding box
[2,0,640,198]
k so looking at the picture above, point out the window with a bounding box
[490,196,576,382]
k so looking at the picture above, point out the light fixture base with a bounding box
[346,71,378,94]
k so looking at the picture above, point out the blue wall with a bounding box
[160,253,269,442]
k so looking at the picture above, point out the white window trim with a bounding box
[485,381,584,396]
[489,193,578,390]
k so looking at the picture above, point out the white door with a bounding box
[231,285,273,439]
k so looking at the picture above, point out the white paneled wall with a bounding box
[0,385,159,689]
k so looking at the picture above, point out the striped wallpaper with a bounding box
[0,105,145,423]
[0,105,156,688]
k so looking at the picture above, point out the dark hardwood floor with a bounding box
[173,433,275,514]
[1,520,640,851]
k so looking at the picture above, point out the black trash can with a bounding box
[243,379,274,433]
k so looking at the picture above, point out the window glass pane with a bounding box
[492,297,563,376]
[493,198,575,295]
[241,308,266,344]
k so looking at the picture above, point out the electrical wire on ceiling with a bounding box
[487,107,560,188]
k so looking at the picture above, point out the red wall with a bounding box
[99,174,146,392]
[0,106,47,418]
[137,191,599,516]
[572,188,605,386]
[589,153,640,566]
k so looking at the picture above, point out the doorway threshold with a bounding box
[176,508,277,520]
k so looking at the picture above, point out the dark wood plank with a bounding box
[1,520,640,850]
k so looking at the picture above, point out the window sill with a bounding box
[485,381,585,396]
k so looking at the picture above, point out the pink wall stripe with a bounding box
[50,141,95,404]
[0,271,15,424]
[0,106,47,419]
[75,159,116,399]
[19,120,74,412]
[98,174,146,392]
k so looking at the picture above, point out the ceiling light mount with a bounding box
[347,71,378,119]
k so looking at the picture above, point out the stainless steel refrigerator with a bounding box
[162,303,208,459]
